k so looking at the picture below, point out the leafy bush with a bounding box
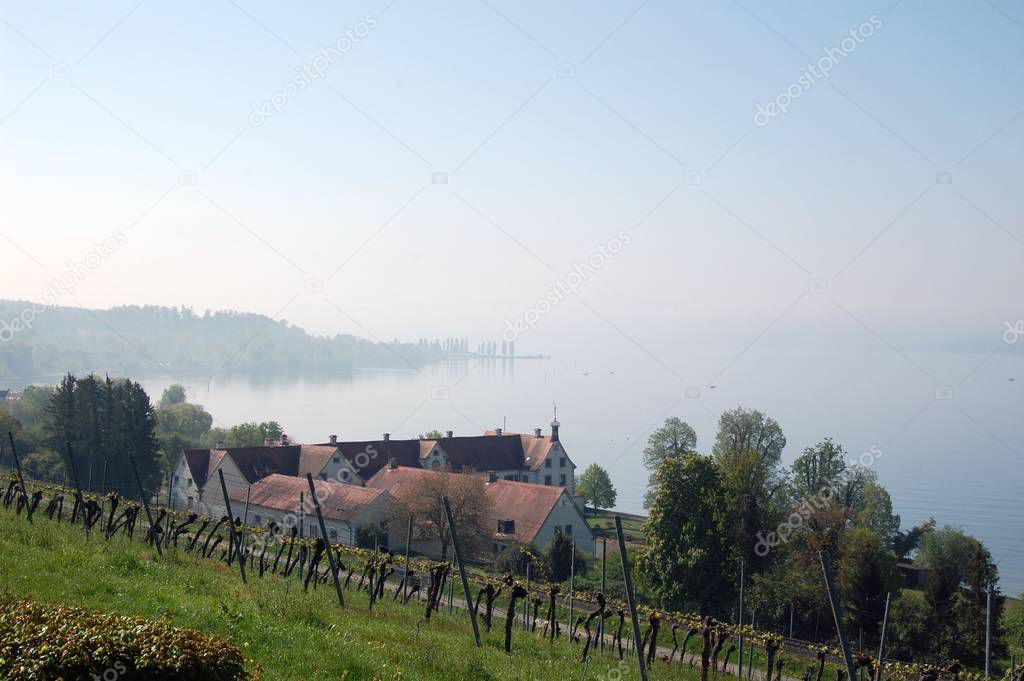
[546,528,588,583]
[0,595,248,680]
[493,543,544,579]
[356,524,389,549]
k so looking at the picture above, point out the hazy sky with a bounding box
[2,1,1024,357]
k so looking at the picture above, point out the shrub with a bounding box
[0,595,248,680]
[493,543,544,579]
[356,525,388,549]
[546,528,588,583]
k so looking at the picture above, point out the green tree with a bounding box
[712,407,787,572]
[888,590,933,661]
[1002,597,1024,659]
[576,463,617,513]
[856,480,901,547]
[637,454,734,613]
[641,417,696,508]
[418,430,445,439]
[712,407,786,467]
[159,384,188,408]
[892,517,935,560]
[838,527,899,643]
[45,374,160,496]
[790,438,847,499]
[546,527,586,582]
[211,421,285,448]
[156,403,213,441]
[916,526,1003,663]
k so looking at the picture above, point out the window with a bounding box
[173,474,179,483]
[504,474,514,481]
[565,524,572,536]
[333,456,341,463]
[559,473,566,486]
[497,520,515,534]
[544,475,552,486]
[560,457,566,468]
[254,514,262,525]
[341,470,350,481]
[186,479,192,488]
[545,458,552,468]
[330,528,338,540]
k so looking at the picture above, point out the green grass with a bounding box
[0,508,707,681]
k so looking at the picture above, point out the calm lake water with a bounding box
[13,344,1023,595]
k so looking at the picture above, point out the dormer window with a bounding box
[497,520,515,534]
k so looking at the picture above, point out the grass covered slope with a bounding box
[0,510,699,681]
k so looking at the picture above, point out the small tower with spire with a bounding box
[550,402,560,443]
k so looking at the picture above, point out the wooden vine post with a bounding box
[7,432,33,523]
[403,513,413,603]
[442,494,481,647]
[875,592,891,681]
[127,451,161,557]
[616,515,648,681]
[600,537,607,652]
[738,558,745,680]
[305,473,345,608]
[820,550,857,681]
[217,469,246,583]
[63,441,89,537]
[568,537,575,640]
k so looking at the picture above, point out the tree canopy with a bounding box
[637,453,735,613]
[576,463,617,512]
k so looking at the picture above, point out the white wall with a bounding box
[168,454,197,511]
[533,490,595,556]
[535,442,576,494]
[317,455,364,486]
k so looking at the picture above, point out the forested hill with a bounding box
[0,300,442,377]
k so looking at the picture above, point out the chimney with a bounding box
[494,427,503,437]
[534,427,542,438]
[281,434,290,446]
[550,418,560,443]
[388,457,397,470]
[445,430,453,438]
[487,470,497,483]
[383,432,390,441]
[329,434,338,445]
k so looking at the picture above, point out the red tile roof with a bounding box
[484,479,568,545]
[230,474,387,523]
[366,466,578,545]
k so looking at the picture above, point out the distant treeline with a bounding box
[0,300,444,377]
